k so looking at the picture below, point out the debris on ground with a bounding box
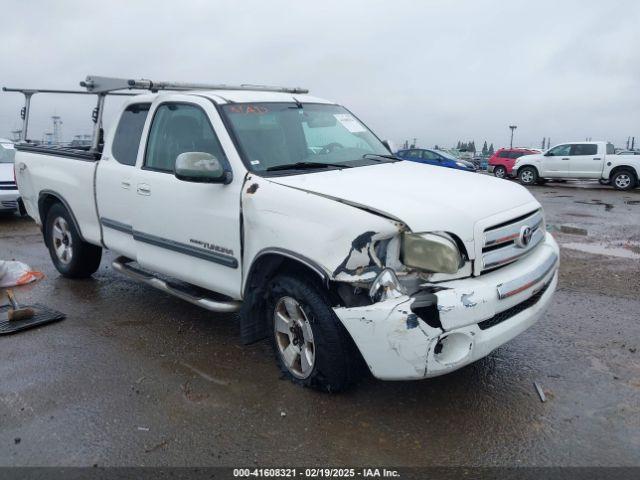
[534,381,547,403]
[0,261,44,288]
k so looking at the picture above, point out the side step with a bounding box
[112,257,241,313]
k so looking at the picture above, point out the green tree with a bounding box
[482,141,488,155]
[470,141,476,153]
[488,143,494,155]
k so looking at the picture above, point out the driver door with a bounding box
[541,144,571,177]
[132,96,243,299]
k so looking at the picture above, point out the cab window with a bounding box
[112,103,151,166]
[145,103,227,172]
[422,150,441,161]
[570,144,597,156]
[546,144,571,156]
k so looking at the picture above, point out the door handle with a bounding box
[561,157,570,160]
[121,180,131,189]
[593,157,601,160]
[137,184,151,195]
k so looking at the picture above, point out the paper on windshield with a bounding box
[334,114,366,133]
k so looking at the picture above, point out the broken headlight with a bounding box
[401,232,463,274]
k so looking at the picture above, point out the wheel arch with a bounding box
[516,163,539,177]
[38,190,86,245]
[609,165,639,181]
[239,249,335,344]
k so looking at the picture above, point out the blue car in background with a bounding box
[395,148,477,172]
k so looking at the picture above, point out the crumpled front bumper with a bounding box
[333,233,559,380]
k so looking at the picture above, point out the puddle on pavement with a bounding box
[561,241,640,259]
[547,224,588,235]
[574,200,614,211]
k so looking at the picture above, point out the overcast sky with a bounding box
[1,0,639,150]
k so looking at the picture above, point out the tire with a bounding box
[518,166,538,186]
[611,169,637,191]
[45,203,102,278]
[493,166,507,179]
[266,274,360,392]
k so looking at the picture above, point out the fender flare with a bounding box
[38,190,87,243]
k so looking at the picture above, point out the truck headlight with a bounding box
[401,233,463,274]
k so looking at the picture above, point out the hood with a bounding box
[269,161,537,242]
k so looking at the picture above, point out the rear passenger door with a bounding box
[97,102,151,259]
[132,96,243,299]
[568,143,601,178]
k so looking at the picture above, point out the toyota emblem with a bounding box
[517,226,533,248]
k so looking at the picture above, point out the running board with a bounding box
[112,257,241,313]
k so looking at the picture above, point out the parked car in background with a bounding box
[488,148,539,178]
[0,139,21,214]
[514,141,640,190]
[472,155,489,170]
[396,148,476,172]
[616,150,640,155]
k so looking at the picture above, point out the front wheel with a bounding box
[266,274,361,392]
[45,203,102,278]
[518,166,538,186]
[493,166,507,178]
[611,170,637,191]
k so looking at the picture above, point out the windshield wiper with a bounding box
[266,161,352,172]
[362,153,402,162]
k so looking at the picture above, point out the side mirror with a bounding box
[174,152,232,184]
[543,152,551,156]
[382,139,395,153]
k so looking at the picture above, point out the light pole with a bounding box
[509,125,517,149]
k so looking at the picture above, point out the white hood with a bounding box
[270,161,537,241]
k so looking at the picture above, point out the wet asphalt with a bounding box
[0,180,639,467]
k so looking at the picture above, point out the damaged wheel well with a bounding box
[240,251,338,344]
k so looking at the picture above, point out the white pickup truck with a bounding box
[514,141,640,190]
[10,76,559,391]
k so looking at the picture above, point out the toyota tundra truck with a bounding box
[8,76,559,391]
[514,141,640,190]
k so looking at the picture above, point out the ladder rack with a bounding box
[3,75,309,151]
[81,75,309,95]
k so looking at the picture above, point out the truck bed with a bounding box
[15,144,102,244]
[16,143,100,162]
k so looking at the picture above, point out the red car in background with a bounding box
[488,148,539,178]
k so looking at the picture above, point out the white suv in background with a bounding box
[0,139,21,214]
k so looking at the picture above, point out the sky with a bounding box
[1,0,639,150]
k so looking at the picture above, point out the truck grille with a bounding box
[0,181,17,191]
[480,209,544,272]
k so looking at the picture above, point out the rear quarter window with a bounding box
[112,103,151,166]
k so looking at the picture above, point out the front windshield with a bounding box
[0,143,16,163]
[221,103,392,172]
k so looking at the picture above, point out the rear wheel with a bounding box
[611,169,636,191]
[45,203,102,278]
[266,274,360,392]
[518,166,538,186]
[493,166,507,178]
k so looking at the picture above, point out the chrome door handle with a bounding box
[137,184,151,195]
[121,180,131,189]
